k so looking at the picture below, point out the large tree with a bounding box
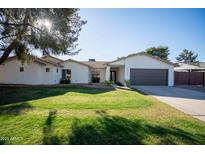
[0,8,86,64]
[146,46,170,60]
[176,49,198,63]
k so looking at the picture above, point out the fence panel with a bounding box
[174,72,189,85]
[174,72,204,86]
[190,72,204,85]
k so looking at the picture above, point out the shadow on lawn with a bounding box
[43,110,60,145]
[40,110,205,145]
[0,140,5,145]
[68,112,205,145]
[131,88,148,95]
[0,102,33,115]
[0,86,114,106]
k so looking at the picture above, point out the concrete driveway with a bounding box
[177,86,205,93]
[132,86,205,122]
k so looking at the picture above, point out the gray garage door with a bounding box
[130,69,168,85]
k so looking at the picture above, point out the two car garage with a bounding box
[107,52,174,86]
[130,69,168,86]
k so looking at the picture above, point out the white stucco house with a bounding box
[0,52,174,86]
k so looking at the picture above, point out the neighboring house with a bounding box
[0,52,174,86]
[174,62,205,72]
[199,62,205,69]
[174,62,205,86]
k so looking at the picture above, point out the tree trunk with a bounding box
[0,20,27,65]
[0,41,17,64]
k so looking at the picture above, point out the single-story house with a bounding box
[0,52,174,86]
[174,62,205,86]
[199,62,205,69]
[174,62,205,72]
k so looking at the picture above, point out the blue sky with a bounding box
[60,9,205,62]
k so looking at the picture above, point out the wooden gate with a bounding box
[174,72,205,85]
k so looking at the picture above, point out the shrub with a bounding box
[60,78,70,84]
[104,80,114,86]
[124,80,130,87]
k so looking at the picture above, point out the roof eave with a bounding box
[42,55,64,62]
[106,51,174,66]
[60,59,91,68]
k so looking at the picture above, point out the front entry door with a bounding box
[110,71,117,82]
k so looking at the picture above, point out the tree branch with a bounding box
[0,40,17,64]
[0,21,29,27]
[0,34,17,40]
[0,21,43,32]
[0,26,27,64]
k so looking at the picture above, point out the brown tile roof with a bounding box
[4,56,63,67]
[60,59,91,67]
[41,59,63,67]
[42,55,64,62]
[80,61,110,69]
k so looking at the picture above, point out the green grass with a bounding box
[0,86,205,145]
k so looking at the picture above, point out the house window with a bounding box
[20,67,24,72]
[56,68,58,73]
[91,70,100,83]
[46,67,50,72]
[62,69,71,79]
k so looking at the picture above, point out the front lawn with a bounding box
[0,86,205,145]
